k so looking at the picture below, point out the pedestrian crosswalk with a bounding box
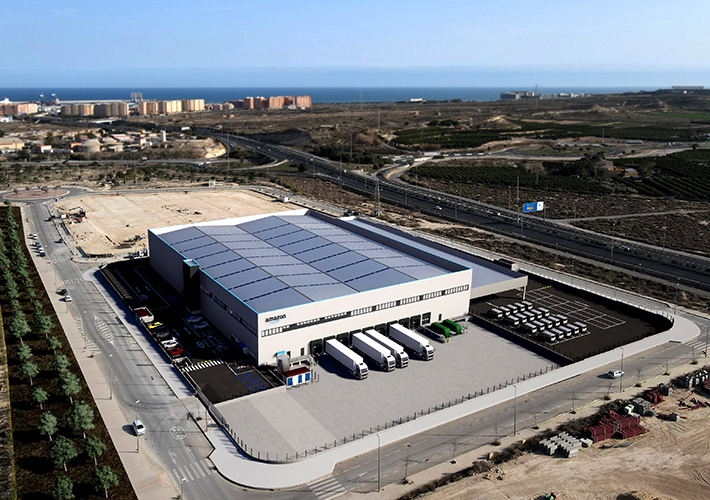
[685,337,708,356]
[95,317,113,343]
[309,476,346,500]
[171,459,214,483]
[182,360,223,373]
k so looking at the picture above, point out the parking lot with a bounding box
[214,319,556,459]
[470,276,671,362]
[102,259,282,402]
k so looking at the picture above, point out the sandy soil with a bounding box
[55,189,296,256]
[421,389,710,500]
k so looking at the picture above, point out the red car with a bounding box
[167,347,184,357]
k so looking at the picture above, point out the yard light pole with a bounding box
[619,348,624,393]
[180,477,187,499]
[513,384,517,435]
[675,282,679,313]
[377,433,381,492]
[135,400,140,452]
[109,354,113,400]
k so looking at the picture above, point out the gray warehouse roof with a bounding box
[155,214,449,313]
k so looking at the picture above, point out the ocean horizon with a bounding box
[0,86,653,105]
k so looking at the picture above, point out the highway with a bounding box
[204,131,710,293]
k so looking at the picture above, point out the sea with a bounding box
[0,87,651,104]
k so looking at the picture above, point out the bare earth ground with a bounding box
[420,389,710,500]
[55,189,296,256]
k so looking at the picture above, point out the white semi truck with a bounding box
[352,333,396,371]
[388,323,435,360]
[363,329,409,368]
[325,339,369,379]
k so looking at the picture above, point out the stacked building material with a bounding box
[633,397,655,416]
[658,383,673,397]
[538,432,583,458]
[679,370,709,389]
[643,389,664,405]
[588,411,645,442]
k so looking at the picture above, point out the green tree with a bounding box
[34,309,54,338]
[92,465,118,498]
[9,311,30,343]
[20,360,39,385]
[58,371,81,404]
[51,353,70,373]
[50,435,78,472]
[50,475,74,500]
[17,342,33,361]
[66,401,94,439]
[31,386,49,410]
[38,411,58,441]
[4,277,19,300]
[83,435,107,465]
[47,335,62,354]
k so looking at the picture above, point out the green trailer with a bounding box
[442,319,462,335]
[430,322,451,339]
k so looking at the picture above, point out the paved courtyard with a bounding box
[216,322,555,460]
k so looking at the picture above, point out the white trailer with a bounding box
[325,339,369,379]
[352,333,396,371]
[363,329,409,368]
[389,323,435,361]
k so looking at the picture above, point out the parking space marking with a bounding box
[527,289,625,330]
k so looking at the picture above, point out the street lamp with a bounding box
[135,400,140,452]
[377,433,381,492]
[180,477,187,499]
[109,354,113,400]
[619,348,624,393]
[513,384,517,435]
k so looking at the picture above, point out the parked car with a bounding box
[185,315,203,324]
[64,295,72,302]
[132,420,145,436]
[146,321,164,330]
[167,347,185,357]
[59,288,68,295]
[154,330,172,340]
[160,338,179,349]
[607,369,625,379]
[193,321,210,330]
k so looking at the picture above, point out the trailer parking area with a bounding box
[471,276,670,362]
[214,322,557,460]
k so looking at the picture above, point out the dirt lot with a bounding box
[421,387,710,500]
[56,189,296,256]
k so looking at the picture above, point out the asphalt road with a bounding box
[16,185,709,500]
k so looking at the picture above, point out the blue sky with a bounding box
[2,0,709,87]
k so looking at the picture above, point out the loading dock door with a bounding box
[399,317,410,328]
[375,323,386,334]
[410,315,421,329]
[336,332,350,345]
[309,339,323,356]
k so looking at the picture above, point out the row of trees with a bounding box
[1,203,119,499]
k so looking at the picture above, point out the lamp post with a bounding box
[513,384,517,435]
[377,433,381,492]
[180,477,187,499]
[109,354,113,400]
[619,348,624,393]
[135,400,140,452]
[675,282,679,313]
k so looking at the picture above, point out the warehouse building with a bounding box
[148,210,526,366]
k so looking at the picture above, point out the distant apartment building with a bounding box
[61,104,95,116]
[0,137,25,152]
[294,95,312,108]
[268,96,285,109]
[243,97,254,109]
[94,102,129,117]
[137,101,160,115]
[0,102,39,116]
[158,100,182,114]
[181,99,205,112]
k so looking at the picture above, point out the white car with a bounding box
[607,369,625,379]
[132,420,145,436]
[160,338,179,349]
[64,295,72,302]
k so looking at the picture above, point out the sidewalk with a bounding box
[24,209,178,500]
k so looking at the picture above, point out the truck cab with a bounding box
[356,362,369,379]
